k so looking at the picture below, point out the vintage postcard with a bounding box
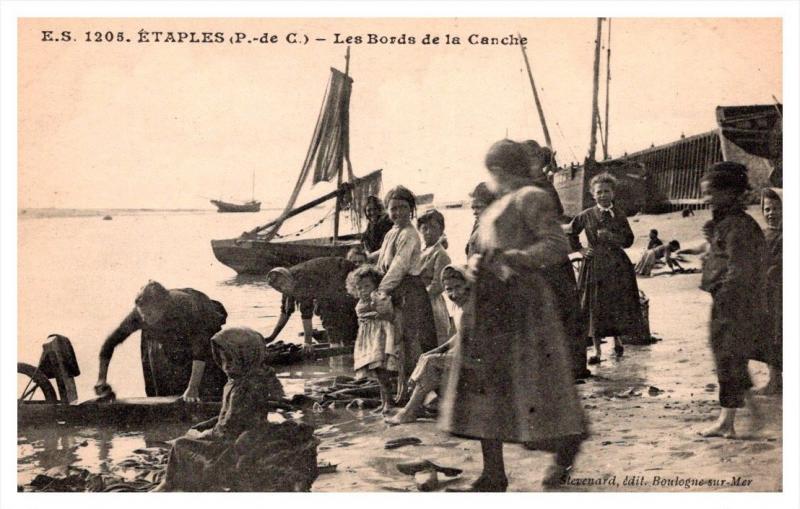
[3,2,798,507]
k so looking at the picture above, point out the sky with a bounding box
[18,17,782,210]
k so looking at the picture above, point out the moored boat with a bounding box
[210,199,261,213]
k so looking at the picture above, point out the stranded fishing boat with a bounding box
[211,49,382,275]
[545,20,782,217]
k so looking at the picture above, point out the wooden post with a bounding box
[603,19,612,160]
[520,39,554,150]
[333,46,351,244]
[588,18,603,162]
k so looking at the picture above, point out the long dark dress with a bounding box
[567,206,643,339]
[441,186,586,445]
[100,288,228,400]
[701,206,766,408]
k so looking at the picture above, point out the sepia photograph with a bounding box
[3,1,798,506]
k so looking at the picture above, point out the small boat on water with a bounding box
[211,48,382,275]
[211,170,262,213]
[210,199,261,213]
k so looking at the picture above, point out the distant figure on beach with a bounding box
[753,188,782,395]
[362,196,394,254]
[416,209,452,346]
[441,140,586,491]
[95,281,228,402]
[386,264,471,425]
[635,240,684,277]
[266,257,359,350]
[348,265,398,415]
[567,172,644,365]
[647,229,663,250]
[368,186,438,403]
[698,162,765,438]
[153,327,285,491]
[682,207,695,218]
[465,182,496,258]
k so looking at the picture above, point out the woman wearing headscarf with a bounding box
[362,195,394,254]
[373,186,438,402]
[440,140,587,491]
[698,162,766,438]
[753,187,782,394]
[153,327,285,491]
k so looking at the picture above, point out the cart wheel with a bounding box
[17,362,58,403]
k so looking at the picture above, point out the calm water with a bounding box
[17,206,476,483]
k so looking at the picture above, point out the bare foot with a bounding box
[747,397,765,435]
[385,409,417,425]
[698,423,736,439]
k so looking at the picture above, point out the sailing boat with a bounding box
[211,49,382,275]
[210,170,262,213]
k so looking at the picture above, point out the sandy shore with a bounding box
[311,206,782,492]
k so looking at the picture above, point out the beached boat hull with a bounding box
[210,200,261,213]
[553,159,647,218]
[211,234,362,275]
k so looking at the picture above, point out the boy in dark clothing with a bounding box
[698,162,765,438]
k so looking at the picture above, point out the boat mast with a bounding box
[602,18,612,160]
[520,38,555,167]
[251,169,255,202]
[333,46,350,243]
[588,18,603,162]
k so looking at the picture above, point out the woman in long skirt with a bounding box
[566,173,644,364]
[371,186,438,403]
[440,140,587,491]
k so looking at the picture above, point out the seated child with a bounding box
[153,327,284,491]
[347,265,398,415]
[635,240,683,276]
[385,264,471,425]
[647,229,663,250]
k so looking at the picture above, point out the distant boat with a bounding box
[102,215,113,220]
[211,170,261,213]
[211,49,383,275]
[210,199,261,213]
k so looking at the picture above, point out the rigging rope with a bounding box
[273,206,337,239]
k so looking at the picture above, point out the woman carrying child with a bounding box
[153,327,285,491]
[416,209,453,346]
[347,265,399,414]
[567,172,644,364]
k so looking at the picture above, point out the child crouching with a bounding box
[153,327,285,491]
[347,265,398,415]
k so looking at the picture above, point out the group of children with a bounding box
[347,208,453,414]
